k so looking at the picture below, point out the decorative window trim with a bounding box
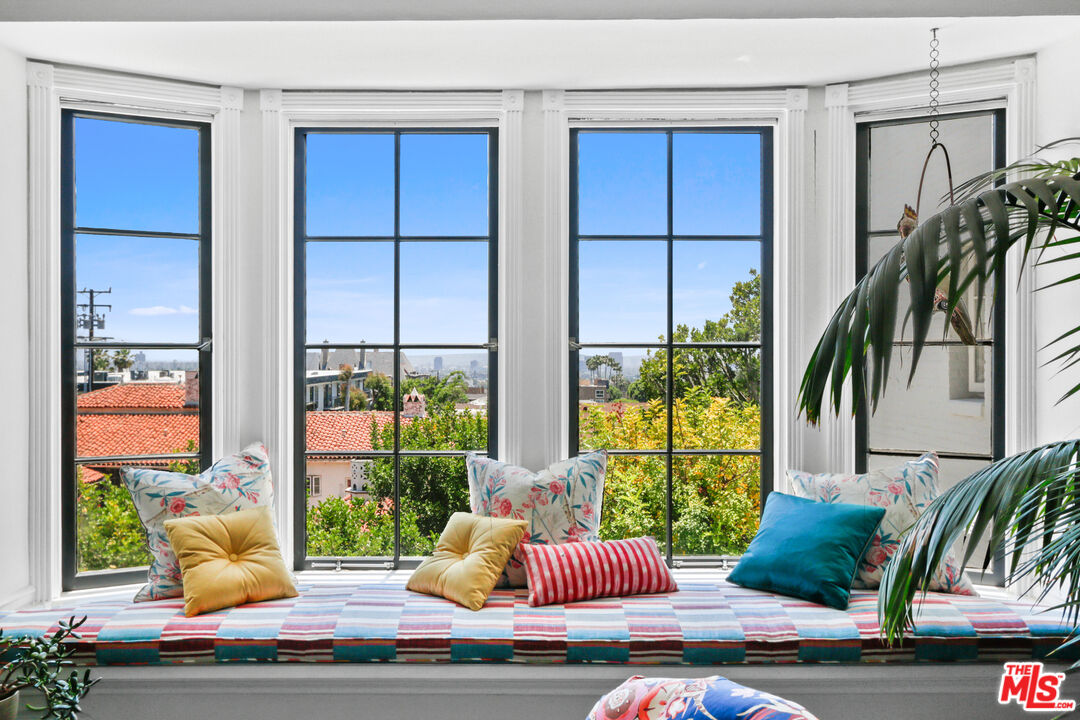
[821,57,1037,473]
[260,89,524,566]
[540,88,808,485]
[26,62,241,604]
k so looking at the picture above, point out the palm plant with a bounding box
[798,140,1080,646]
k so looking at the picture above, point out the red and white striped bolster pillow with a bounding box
[521,537,677,606]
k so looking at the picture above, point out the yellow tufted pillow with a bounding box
[406,512,527,611]
[164,506,297,617]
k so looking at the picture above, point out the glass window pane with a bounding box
[75,234,200,344]
[306,133,395,237]
[578,240,666,343]
[76,464,155,573]
[303,347,397,441]
[868,346,993,456]
[868,114,995,233]
[578,132,667,236]
[400,456,470,556]
[399,350,488,451]
[74,116,200,234]
[305,457,395,557]
[400,241,488,344]
[673,455,760,555]
[400,133,489,237]
[578,346,666,452]
[672,349,761,450]
[598,455,667,548]
[673,240,760,341]
[306,241,394,345]
[76,349,201,459]
[673,132,761,236]
[868,233,996,343]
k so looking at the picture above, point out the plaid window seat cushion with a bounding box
[2,577,1076,666]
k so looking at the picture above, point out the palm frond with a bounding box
[798,168,1080,424]
[878,440,1080,645]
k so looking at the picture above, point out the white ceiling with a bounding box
[2,0,1078,22]
[0,18,1077,89]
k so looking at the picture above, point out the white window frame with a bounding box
[821,57,1037,473]
[540,88,808,482]
[26,62,242,604]
[260,89,524,565]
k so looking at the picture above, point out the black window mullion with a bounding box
[60,109,77,590]
[292,129,309,570]
[392,131,402,567]
[664,130,675,565]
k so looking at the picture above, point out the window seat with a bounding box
[4,570,1074,667]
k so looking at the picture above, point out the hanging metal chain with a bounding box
[928,27,941,144]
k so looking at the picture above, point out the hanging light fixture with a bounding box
[896,27,976,346]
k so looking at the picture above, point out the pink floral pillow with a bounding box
[466,451,606,587]
[787,452,975,595]
[122,443,276,602]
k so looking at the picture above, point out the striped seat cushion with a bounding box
[522,537,677,606]
[0,572,1076,666]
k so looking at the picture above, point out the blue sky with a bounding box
[74,120,761,357]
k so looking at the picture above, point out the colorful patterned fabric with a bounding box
[466,450,607,586]
[587,675,819,720]
[1,574,1074,666]
[522,536,677,607]
[787,452,976,595]
[122,442,276,602]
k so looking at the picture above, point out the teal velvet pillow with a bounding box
[728,492,885,610]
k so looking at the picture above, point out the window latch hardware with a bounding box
[568,338,582,351]
[197,337,213,351]
[483,339,498,351]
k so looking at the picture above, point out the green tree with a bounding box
[367,409,486,541]
[306,495,432,557]
[112,349,134,373]
[585,354,621,381]
[91,349,110,372]
[401,371,469,414]
[337,364,354,409]
[631,269,761,405]
[348,387,368,411]
[76,470,153,572]
[365,372,394,411]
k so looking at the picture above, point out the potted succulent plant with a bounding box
[0,617,99,720]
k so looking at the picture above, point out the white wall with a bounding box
[0,44,31,608]
[1034,35,1080,444]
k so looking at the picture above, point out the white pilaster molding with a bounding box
[498,90,525,465]
[823,82,856,472]
[259,88,293,564]
[26,60,61,604]
[777,88,808,485]
[1005,58,1037,457]
[541,89,569,466]
[215,87,244,457]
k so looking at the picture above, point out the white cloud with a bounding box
[697,261,707,270]
[129,305,198,316]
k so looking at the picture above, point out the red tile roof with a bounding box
[305,411,398,452]
[77,413,199,459]
[78,383,187,410]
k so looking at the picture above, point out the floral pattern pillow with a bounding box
[588,675,819,720]
[787,452,976,595]
[466,450,607,587]
[122,442,276,602]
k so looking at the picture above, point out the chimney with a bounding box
[184,371,200,408]
[359,342,367,371]
[402,390,427,418]
[320,341,330,371]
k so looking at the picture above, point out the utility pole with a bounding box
[77,287,112,393]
